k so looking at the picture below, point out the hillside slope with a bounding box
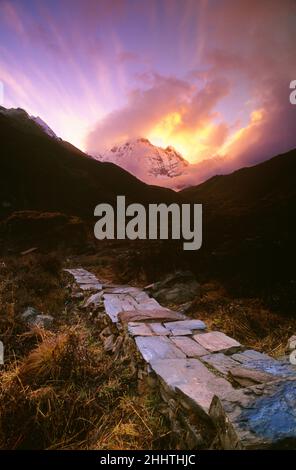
[0,107,177,219]
[181,149,296,311]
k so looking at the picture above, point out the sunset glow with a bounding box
[1,0,296,181]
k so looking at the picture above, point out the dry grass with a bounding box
[188,281,296,356]
[0,252,172,450]
[0,325,172,450]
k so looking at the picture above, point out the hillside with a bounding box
[181,149,296,311]
[0,108,177,220]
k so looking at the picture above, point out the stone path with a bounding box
[64,268,296,449]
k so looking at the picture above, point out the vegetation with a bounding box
[0,253,172,450]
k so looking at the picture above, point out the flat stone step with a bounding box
[118,308,187,324]
[149,323,170,336]
[164,319,206,333]
[201,353,241,375]
[103,294,127,322]
[127,322,154,337]
[79,282,102,291]
[150,358,233,417]
[64,269,102,290]
[210,378,296,449]
[171,336,208,357]
[193,331,241,354]
[135,336,186,363]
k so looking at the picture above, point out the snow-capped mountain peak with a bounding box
[0,106,58,139]
[95,137,189,184]
[30,115,58,139]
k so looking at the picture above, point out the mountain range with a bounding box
[95,137,190,185]
[0,106,295,311]
[0,107,177,220]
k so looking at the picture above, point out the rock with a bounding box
[193,331,241,354]
[150,358,233,418]
[164,319,206,333]
[149,323,170,335]
[232,350,296,378]
[83,291,104,308]
[128,322,154,337]
[135,336,186,363]
[209,378,296,449]
[147,271,200,305]
[21,306,39,322]
[30,314,54,329]
[201,353,240,375]
[79,282,102,291]
[232,349,271,362]
[118,308,187,324]
[169,329,192,336]
[286,335,296,352]
[228,366,277,387]
[104,334,115,352]
[64,268,102,290]
[171,336,208,357]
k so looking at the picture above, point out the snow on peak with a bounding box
[30,116,58,139]
[95,137,190,183]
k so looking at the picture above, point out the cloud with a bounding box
[86,73,231,161]
[86,74,195,153]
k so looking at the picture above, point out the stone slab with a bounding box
[228,366,277,387]
[149,323,170,336]
[193,331,241,354]
[103,294,127,322]
[135,336,186,363]
[232,349,271,362]
[127,322,154,337]
[209,378,296,449]
[171,336,208,357]
[164,319,206,332]
[79,282,102,291]
[201,353,240,375]
[82,292,104,308]
[232,350,296,378]
[150,358,233,416]
[118,309,187,324]
[169,329,192,336]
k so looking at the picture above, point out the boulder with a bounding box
[286,334,296,352]
[30,314,54,329]
[21,307,54,329]
[210,378,296,449]
[146,271,200,305]
[21,306,39,322]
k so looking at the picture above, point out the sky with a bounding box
[1,0,296,185]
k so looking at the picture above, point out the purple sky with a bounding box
[1,0,296,182]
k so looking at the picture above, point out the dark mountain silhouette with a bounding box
[0,107,177,220]
[181,149,296,312]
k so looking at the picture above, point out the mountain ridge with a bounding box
[94,137,190,184]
